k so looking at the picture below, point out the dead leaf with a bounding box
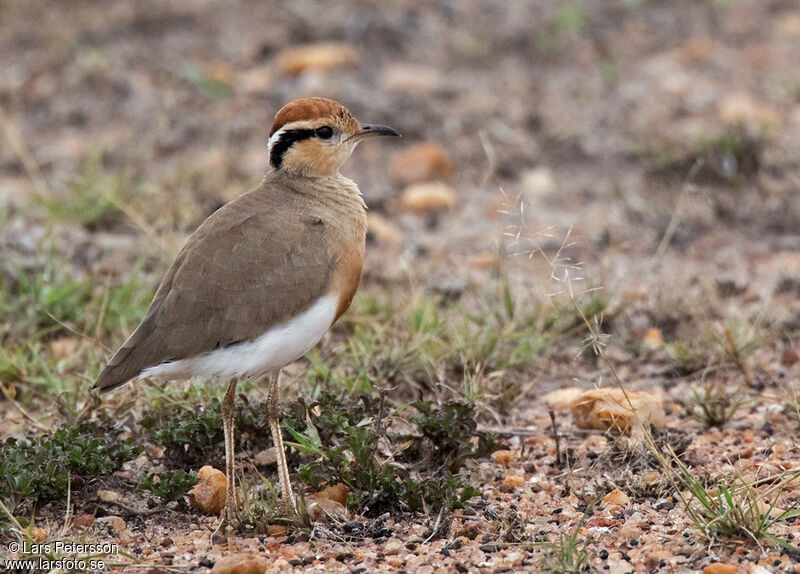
[399,182,456,214]
[306,494,347,523]
[389,143,454,185]
[266,525,287,537]
[780,348,798,367]
[492,450,515,466]
[97,489,121,502]
[32,527,47,542]
[48,337,84,360]
[96,515,126,534]
[702,564,737,574]
[367,213,404,244]
[236,65,272,95]
[276,43,359,76]
[718,92,779,129]
[314,482,348,506]
[72,514,95,528]
[253,447,277,466]
[382,62,443,94]
[188,465,227,515]
[211,553,269,574]
[542,387,584,411]
[642,328,663,351]
[503,474,525,488]
[570,388,665,432]
[466,252,500,270]
[601,489,631,507]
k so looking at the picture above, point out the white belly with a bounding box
[141,295,338,381]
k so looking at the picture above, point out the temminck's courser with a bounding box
[93,97,399,527]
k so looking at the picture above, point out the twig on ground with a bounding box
[423,500,451,544]
[547,405,563,468]
[39,306,113,353]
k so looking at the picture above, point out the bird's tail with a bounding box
[93,323,153,392]
[93,348,139,392]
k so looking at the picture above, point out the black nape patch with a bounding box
[270,128,315,168]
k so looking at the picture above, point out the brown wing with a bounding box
[94,185,333,391]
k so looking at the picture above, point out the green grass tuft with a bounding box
[542,513,591,573]
[34,149,134,231]
[283,391,491,517]
[676,464,800,549]
[691,383,747,428]
[140,397,273,469]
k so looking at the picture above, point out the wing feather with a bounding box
[94,185,332,391]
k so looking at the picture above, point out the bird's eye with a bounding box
[315,126,334,139]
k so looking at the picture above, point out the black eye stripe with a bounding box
[270,128,315,168]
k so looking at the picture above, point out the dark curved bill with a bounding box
[349,124,401,141]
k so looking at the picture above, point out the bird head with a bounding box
[267,97,399,177]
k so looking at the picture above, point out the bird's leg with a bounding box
[221,377,239,525]
[268,370,296,513]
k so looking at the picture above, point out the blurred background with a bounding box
[1,0,799,424]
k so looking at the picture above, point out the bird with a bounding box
[93,97,399,527]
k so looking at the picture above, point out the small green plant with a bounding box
[695,127,763,181]
[534,3,589,57]
[34,149,131,230]
[92,268,157,337]
[140,398,273,468]
[784,395,800,424]
[141,400,224,466]
[138,470,198,502]
[0,343,43,384]
[662,319,764,383]
[1,265,93,340]
[691,383,747,428]
[240,476,312,533]
[0,422,142,514]
[674,463,800,549]
[283,392,490,517]
[181,63,234,101]
[542,514,591,573]
[599,58,620,87]
[411,400,496,472]
[554,3,588,35]
[629,138,682,170]
[0,257,155,348]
